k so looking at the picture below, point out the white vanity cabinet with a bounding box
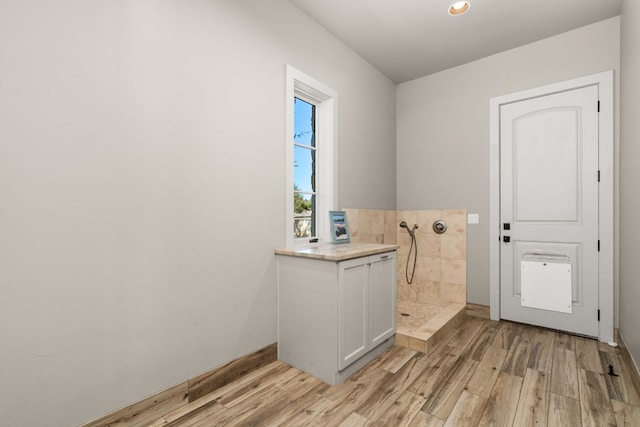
[276,246,397,385]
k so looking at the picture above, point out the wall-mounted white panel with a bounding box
[521,260,572,313]
[514,242,581,304]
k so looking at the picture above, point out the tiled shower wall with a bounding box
[345,209,397,245]
[344,209,467,308]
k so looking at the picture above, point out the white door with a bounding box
[500,85,599,337]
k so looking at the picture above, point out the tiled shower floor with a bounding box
[395,300,467,354]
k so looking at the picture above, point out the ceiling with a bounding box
[289,0,623,83]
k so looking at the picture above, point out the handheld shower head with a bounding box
[399,221,419,284]
[400,221,418,231]
[400,221,418,238]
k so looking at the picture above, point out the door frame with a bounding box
[489,71,614,342]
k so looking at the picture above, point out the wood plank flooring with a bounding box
[107,318,640,426]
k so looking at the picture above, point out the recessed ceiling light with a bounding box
[448,1,470,16]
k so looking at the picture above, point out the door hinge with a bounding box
[598,170,601,182]
[597,100,600,112]
[598,240,600,252]
[598,309,600,321]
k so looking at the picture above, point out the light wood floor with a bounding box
[132,318,640,426]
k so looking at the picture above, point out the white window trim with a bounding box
[285,65,338,247]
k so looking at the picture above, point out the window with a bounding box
[293,97,316,239]
[286,66,338,246]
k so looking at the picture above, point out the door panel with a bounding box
[338,258,368,370]
[514,109,580,222]
[369,253,396,348]
[500,85,599,337]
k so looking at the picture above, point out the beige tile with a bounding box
[383,231,397,244]
[348,209,372,237]
[397,314,426,332]
[349,235,367,244]
[409,337,428,353]
[342,209,357,235]
[397,300,447,336]
[449,304,469,328]
[441,234,466,260]
[416,210,442,234]
[396,323,412,336]
[442,302,467,315]
[354,233,384,244]
[397,210,418,229]
[397,230,414,252]
[427,331,453,352]
[395,333,410,349]
[384,210,398,234]
[395,301,466,355]
[412,325,435,341]
[416,256,441,282]
[419,234,441,257]
[397,256,418,279]
[410,276,429,292]
[397,281,417,301]
[398,302,422,314]
[438,282,466,305]
[371,210,385,235]
[415,320,443,337]
[397,260,410,284]
[440,209,467,235]
[421,303,446,319]
[426,310,458,331]
[415,280,441,306]
[441,259,466,285]
[343,208,359,226]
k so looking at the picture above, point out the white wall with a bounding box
[620,0,640,370]
[0,1,396,425]
[397,17,620,307]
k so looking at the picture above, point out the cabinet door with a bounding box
[369,252,397,348]
[338,257,368,371]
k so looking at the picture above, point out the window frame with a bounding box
[285,65,338,247]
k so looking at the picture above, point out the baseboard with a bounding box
[188,343,277,401]
[616,329,640,397]
[83,343,277,427]
[466,303,490,319]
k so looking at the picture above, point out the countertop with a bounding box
[275,242,399,261]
